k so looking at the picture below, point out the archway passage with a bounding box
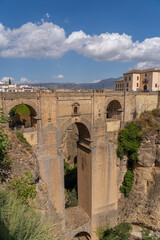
[144,84,148,91]
[106,100,122,120]
[9,104,37,129]
[73,232,91,240]
[62,122,91,217]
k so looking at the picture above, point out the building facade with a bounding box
[115,68,160,92]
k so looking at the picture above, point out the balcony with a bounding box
[142,79,148,84]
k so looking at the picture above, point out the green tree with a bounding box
[9,78,11,85]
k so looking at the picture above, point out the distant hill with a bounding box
[32,77,122,90]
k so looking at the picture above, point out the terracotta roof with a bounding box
[115,78,124,82]
[123,68,160,74]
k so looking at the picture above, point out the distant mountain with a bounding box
[32,77,122,90]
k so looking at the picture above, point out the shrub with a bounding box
[8,172,37,204]
[141,228,160,240]
[117,121,141,163]
[64,162,78,208]
[120,170,134,197]
[0,187,55,240]
[15,131,31,148]
[64,160,70,174]
[97,222,132,240]
[0,109,12,180]
[65,188,78,208]
[136,110,160,137]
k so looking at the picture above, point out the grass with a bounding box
[0,187,56,240]
[15,131,31,149]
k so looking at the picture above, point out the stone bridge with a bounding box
[0,90,159,240]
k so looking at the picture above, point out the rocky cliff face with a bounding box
[118,131,160,230]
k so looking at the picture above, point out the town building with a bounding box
[0,81,50,92]
[115,68,160,92]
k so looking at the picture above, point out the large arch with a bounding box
[73,232,91,240]
[106,100,122,120]
[61,120,92,217]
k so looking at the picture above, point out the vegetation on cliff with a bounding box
[64,160,78,208]
[8,172,37,204]
[117,121,141,197]
[118,109,160,197]
[0,187,53,240]
[0,109,12,182]
[117,121,141,163]
[97,222,132,240]
[136,109,160,137]
[15,131,31,148]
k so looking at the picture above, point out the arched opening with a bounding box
[73,232,91,240]
[9,104,37,129]
[144,84,147,91]
[106,100,122,120]
[62,122,91,217]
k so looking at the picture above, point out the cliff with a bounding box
[118,123,160,231]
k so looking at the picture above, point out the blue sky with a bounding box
[0,0,160,84]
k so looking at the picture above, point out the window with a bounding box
[127,83,128,87]
[155,83,157,88]
[74,106,78,115]
[137,83,138,87]
[136,88,138,91]
[137,76,139,80]
[129,76,131,81]
[125,77,127,81]
[127,88,128,91]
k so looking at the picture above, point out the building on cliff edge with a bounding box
[115,68,160,92]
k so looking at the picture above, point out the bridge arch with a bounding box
[73,231,91,240]
[59,117,92,142]
[9,103,37,129]
[61,118,92,217]
[106,99,123,120]
[6,99,37,116]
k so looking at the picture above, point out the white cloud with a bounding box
[52,74,64,79]
[92,79,101,83]
[0,22,66,58]
[19,77,39,84]
[0,76,14,82]
[0,21,160,68]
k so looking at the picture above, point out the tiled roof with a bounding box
[123,68,160,74]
